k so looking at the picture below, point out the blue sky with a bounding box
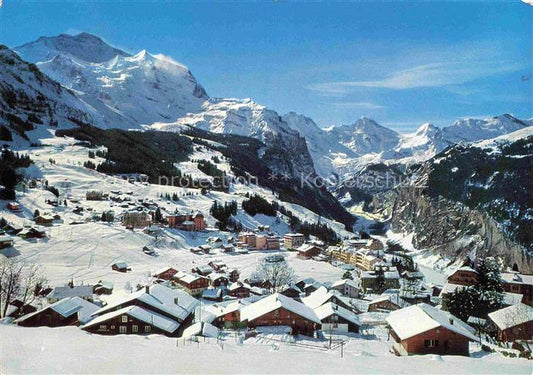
[1,0,531,132]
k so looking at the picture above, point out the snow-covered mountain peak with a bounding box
[415,122,438,136]
[16,34,208,128]
[443,113,528,144]
[132,49,149,61]
[327,117,400,157]
[352,117,398,135]
[16,32,130,64]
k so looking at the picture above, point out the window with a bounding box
[145,326,151,333]
[111,325,115,330]
[119,326,127,333]
[121,315,128,323]
[99,325,107,330]
[132,325,138,333]
[424,340,439,348]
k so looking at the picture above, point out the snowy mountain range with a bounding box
[6,32,533,178]
[15,33,207,129]
[0,45,104,140]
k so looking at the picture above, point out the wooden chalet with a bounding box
[34,215,54,226]
[173,272,210,296]
[208,260,226,272]
[210,301,248,329]
[167,212,206,231]
[240,293,321,336]
[93,280,114,295]
[16,297,99,327]
[226,268,240,283]
[192,265,213,276]
[314,302,361,333]
[386,303,477,356]
[501,273,533,306]
[488,303,533,342]
[446,266,478,286]
[297,244,322,259]
[280,285,303,299]
[111,261,129,272]
[202,288,223,302]
[18,227,46,239]
[368,294,403,312]
[6,202,21,211]
[208,273,229,288]
[82,285,198,337]
[227,282,251,299]
[301,287,353,312]
[47,285,94,304]
[0,235,14,249]
[153,267,179,281]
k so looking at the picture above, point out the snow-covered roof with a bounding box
[95,280,114,290]
[208,273,228,281]
[301,287,346,309]
[240,293,320,324]
[284,233,304,238]
[112,261,128,269]
[369,294,402,307]
[467,316,487,326]
[228,282,250,291]
[16,297,99,324]
[47,285,93,300]
[94,284,198,322]
[297,244,320,252]
[179,273,205,284]
[313,302,361,327]
[384,270,400,279]
[503,292,523,306]
[488,303,533,331]
[0,235,14,243]
[501,272,533,286]
[83,306,180,333]
[386,303,477,341]
[153,266,178,277]
[181,322,220,339]
[439,282,469,297]
[202,289,222,299]
[447,266,477,277]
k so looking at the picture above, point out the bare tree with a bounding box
[252,257,295,293]
[0,258,46,318]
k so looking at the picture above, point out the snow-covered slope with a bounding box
[15,32,130,64]
[149,98,317,178]
[281,112,356,176]
[326,114,530,176]
[0,45,105,139]
[441,114,530,144]
[152,98,292,141]
[327,117,401,157]
[15,33,207,128]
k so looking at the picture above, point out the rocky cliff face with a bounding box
[368,129,533,274]
[377,186,532,274]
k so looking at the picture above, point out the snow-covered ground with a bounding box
[1,325,530,374]
[1,131,351,289]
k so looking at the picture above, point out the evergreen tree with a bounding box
[154,208,163,223]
